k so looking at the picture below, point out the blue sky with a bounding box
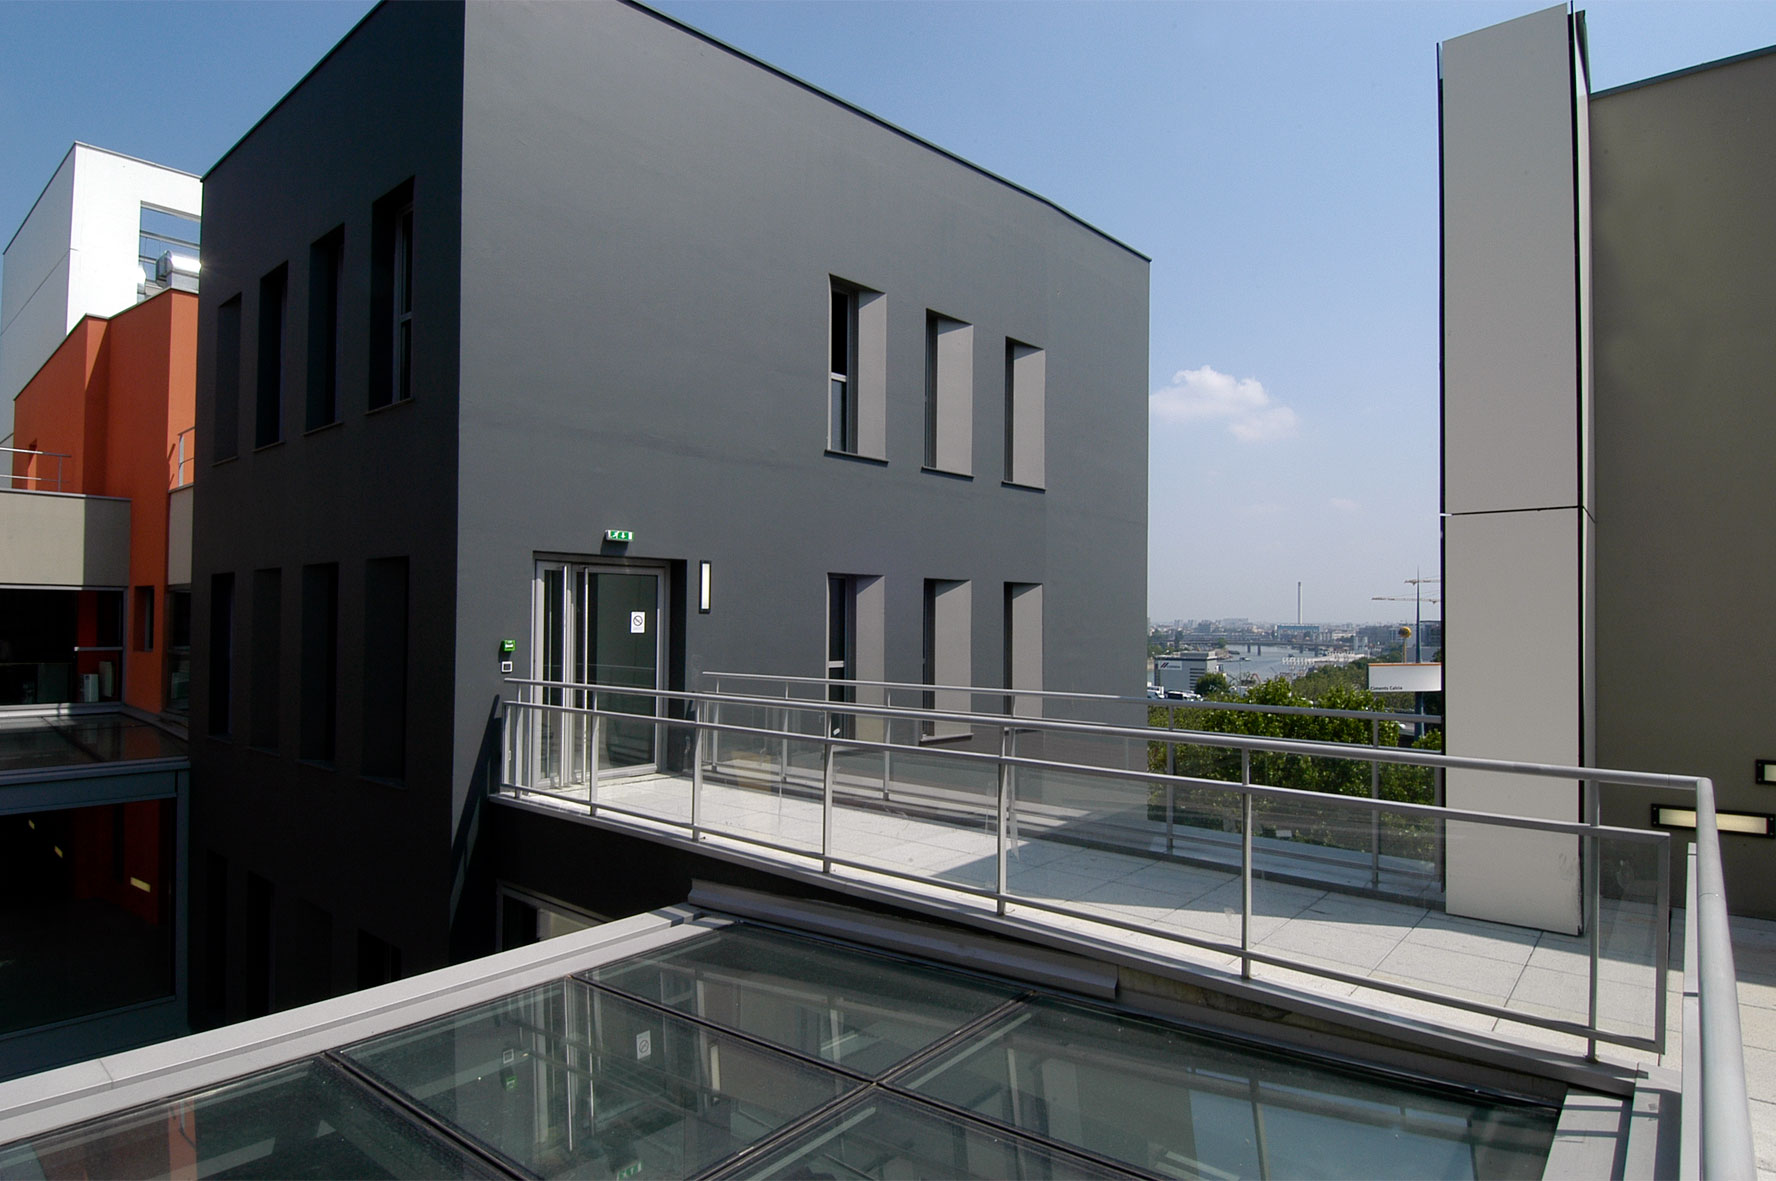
[4,0,1773,624]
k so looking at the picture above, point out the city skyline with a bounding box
[4,0,1774,623]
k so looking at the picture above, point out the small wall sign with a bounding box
[630,611,646,634]
[605,529,634,542]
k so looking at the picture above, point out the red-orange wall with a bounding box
[11,290,197,714]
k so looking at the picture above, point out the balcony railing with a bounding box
[495,677,1753,1178]
[4,446,71,493]
[172,427,195,489]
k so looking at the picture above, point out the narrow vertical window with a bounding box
[393,204,414,403]
[166,589,192,713]
[207,573,234,736]
[306,228,344,430]
[371,179,416,409]
[133,586,155,652]
[213,297,242,462]
[244,872,274,1018]
[828,283,858,453]
[363,557,409,780]
[925,312,973,475]
[300,563,339,763]
[249,568,281,751]
[1004,341,1046,489]
[255,265,287,448]
[826,574,855,738]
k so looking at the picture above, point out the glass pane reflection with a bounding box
[587,927,1020,1077]
[342,980,856,1179]
[719,1092,1123,1180]
[0,1059,490,1180]
[902,998,1558,1181]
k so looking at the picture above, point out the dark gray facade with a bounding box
[191,0,1147,1022]
[1589,47,1776,917]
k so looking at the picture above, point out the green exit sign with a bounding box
[605,529,634,543]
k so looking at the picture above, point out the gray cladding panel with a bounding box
[1589,52,1776,915]
[452,0,1148,791]
[1441,5,1581,515]
[190,0,467,963]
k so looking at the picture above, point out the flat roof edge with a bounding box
[5,145,200,258]
[624,1,1149,263]
[1592,40,1776,100]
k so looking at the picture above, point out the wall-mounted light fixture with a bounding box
[699,561,712,613]
[1756,759,1776,785]
[1652,805,1774,837]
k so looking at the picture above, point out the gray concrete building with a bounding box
[1441,5,1776,920]
[190,0,1147,1022]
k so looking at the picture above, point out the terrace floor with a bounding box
[510,766,1776,1175]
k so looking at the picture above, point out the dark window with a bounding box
[255,266,287,448]
[203,851,228,1022]
[244,872,273,1018]
[166,590,192,713]
[356,929,402,989]
[363,557,408,780]
[133,586,154,652]
[207,573,234,736]
[213,297,241,462]
[93,589,124,649]
[306,228,344,430]
[371,180,415,409]
[826,575,855,739]
[249,569,281,751]
[285,899,333,1008]
[829,282,858,452]
[300,564,339,764]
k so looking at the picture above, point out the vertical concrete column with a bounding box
[1440,5,1593,934]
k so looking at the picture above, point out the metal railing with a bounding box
[704,668,1441,727]
[172,427,195,488]
[3,445,71,493]
[495,676,1754,1175]
[705,670,1443,894]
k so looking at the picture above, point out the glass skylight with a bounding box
[585,925,1021,1076]
[0,920,1561,1180]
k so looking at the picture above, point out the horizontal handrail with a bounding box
[1694,779,1756,1177]
[3,445,71,493]
[501,695,1662,842]
[701,668,1441,726]
[508,676,1678,786]
[497,673,1749,1170]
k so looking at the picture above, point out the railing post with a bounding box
[1586,776,1601,1060]
[1165,708,1176,857]
[1370,717,1382,889]
[1241,748,1254,980]
[821,737,835,873]
[779,683,791,788]
[997,725,1012,917]
[691,719,704,840]
[1655,827,1670,1057]
[503,701,516,794]
[588,691,600,815]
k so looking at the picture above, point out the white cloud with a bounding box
[1150,365,1299,443]
[1329,497,1360,513]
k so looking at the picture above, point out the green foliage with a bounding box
[1193,671,1231,696]
[1147,676,1446,869]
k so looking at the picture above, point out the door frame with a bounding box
[531,555,670,783]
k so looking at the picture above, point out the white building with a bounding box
[0,144,200,445]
